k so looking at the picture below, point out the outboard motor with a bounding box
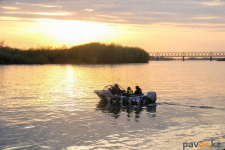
[145,92,157,104]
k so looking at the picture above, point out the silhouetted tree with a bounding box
[0,40,5,49]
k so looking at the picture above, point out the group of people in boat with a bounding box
[110,84,142,95]
[127,86,142,95]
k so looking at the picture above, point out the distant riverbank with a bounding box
[217,58,225,61]
[0,42,149,64]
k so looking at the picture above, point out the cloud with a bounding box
[0,6,19,10]
[0,0,225,31]
[2,11,72,16]
[0,16,22,21]
[15,2,62,8]
[81,9,94,12]
[200,0,225,6]
[191,16,219,19]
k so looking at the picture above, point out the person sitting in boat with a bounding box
[134,86,142,94]
[110,84,121,95]
[127,87,133,95]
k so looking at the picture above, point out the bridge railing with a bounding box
[148,52,225,61]
[149,52,225,57]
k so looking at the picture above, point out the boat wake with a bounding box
[156,102,225,111]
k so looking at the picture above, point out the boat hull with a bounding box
[94,90,157,105]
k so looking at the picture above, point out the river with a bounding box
[0,61,225,150]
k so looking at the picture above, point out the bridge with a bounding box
[148,52,225,61]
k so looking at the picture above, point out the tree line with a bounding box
[0,42,150,64]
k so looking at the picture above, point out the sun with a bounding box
[39,20,115,45]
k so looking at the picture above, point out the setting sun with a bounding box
[34,19,115,45]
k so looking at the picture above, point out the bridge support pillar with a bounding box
[183,56,185,61]
[210,56,212,61]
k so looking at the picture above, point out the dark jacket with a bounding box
[134,88,142,94]
[111,86,121,94]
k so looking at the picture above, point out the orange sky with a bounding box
[0,0,225,52]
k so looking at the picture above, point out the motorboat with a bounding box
[94,84,157,105]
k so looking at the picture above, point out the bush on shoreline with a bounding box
[0,42,149,64]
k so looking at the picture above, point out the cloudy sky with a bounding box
[0,0,225,51]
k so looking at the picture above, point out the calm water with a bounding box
[0,61,225,150]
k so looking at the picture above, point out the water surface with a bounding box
[0,61,225,150]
